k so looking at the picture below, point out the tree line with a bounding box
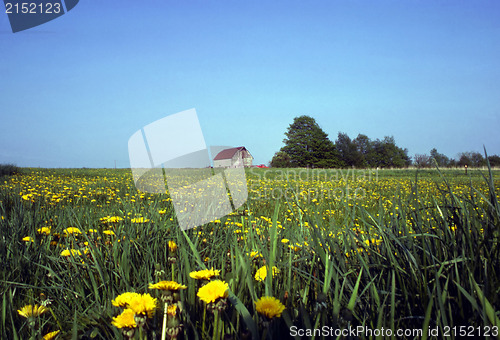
[270,115,500,168]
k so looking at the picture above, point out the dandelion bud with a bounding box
[134,313,147,328]
[122,328,136,339]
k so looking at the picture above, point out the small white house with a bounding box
[213,147,253,168]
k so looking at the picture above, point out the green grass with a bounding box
[0,166,499,339]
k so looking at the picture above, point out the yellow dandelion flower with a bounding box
[63,227,82,236]
[247,250,262,258]
[21,194,33,201]
[131,217,149,223]
[60,249,82,257]
[148,281,187,291]
[22,236,34,242]
[189,268,220,280]
[281,238,289,244]
[37,227,51,235]
[107,216,123,223]
[167,304,177,317]
[103,230,115,236]
[17,304,48,318]
[197,280,229,304]
[255,296,285,319]
[111,308,136,329]
[42,330,60,340]
[127,293,157,318]
[168,240,177,252]
[112,292,141,307]
[255,266,279,282]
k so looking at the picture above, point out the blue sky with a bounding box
[1,0,499,168]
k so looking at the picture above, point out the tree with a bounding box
[270,151,292,168]
[353,134,372,167]
[458,152,485,167]
[457,153,471,167]
[430,148,451,167]
[488,155,500,167]
[368,136,410,168]
[280,116,339,168]
[414,154,431,168]
[470,152,486,167]
[335,132,363,167]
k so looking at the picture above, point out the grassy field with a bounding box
[0,166,499,339]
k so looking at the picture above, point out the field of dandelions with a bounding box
[0,165,499,339]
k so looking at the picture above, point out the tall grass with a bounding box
[0,166,498,339]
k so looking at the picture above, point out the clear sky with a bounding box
[1,0,499,168]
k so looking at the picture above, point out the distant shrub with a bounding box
[0,164,20,177]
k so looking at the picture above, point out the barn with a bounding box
[213,147,253,168]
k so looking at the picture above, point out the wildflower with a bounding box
[22,236,34,242]
[168,240,177,252]
[37,227,51,235]
[255,266,279,282]
[103,230,115,236]
[165,304,183,338]
[17,304,48,318]
[127,293,157,318]
[111,308,136,329]
[189,268,220,280]
[131,217,149,223]
[107,216,123,223]
[281,238,289,244]
[149,280,186,303]
[60,249,82,257]
[63,227,82,236]
[255,296,285,319]
[112,292,141,307]
[197,280,229,304]
[167,304,177,317]
[22,194,33,201]
[247,250,262,258]
[149,281,187,291]
[42,330,60,340]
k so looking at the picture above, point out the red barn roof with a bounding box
[213,147,249,160]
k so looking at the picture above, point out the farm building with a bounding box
[213,147,253,168]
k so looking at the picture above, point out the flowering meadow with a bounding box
[0,166,499,339]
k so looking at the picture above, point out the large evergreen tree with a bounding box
[279,115,338,168]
